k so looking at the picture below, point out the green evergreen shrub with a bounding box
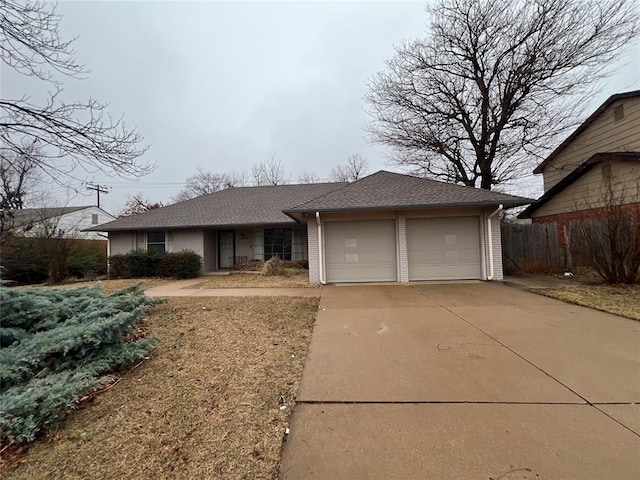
[109,250,201,279]
[67,242,108,279]
[0,237,48,284]
[0,283,156,443]
[156,251,202,278]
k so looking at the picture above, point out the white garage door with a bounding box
[324,220,397,283]
[407,217,481,281]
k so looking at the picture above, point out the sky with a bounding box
[2,0,639,215]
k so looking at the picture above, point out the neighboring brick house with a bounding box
[519,90,640,243]
[88,171,532,284]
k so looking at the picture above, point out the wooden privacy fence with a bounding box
[501,222,563,274]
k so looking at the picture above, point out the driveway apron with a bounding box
[280,282,640,479]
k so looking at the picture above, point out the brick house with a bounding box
[519,90,640,243]
[88,171,531,283]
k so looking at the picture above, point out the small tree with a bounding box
[298,171,321,184]
[330,153,368,182]
[251,157,287,186]
[566,168,640,283]
[118,194,164,218]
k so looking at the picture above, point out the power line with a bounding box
[86,183,109,208]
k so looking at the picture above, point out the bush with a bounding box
[156,251,202,279]
[0,283,156,443]
[67,242,108,279]
[0,237,48,284]
[109,250,202,279]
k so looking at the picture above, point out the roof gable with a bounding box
[519,152,640,218]
[285,171,532,213]
[533,90,640,175]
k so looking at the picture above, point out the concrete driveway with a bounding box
[280,282,640,479]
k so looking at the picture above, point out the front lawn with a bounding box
[2,295,319,479]
[531,284,640,321]
[189,271,315,289]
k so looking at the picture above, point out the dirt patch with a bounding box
[2,296,319,479]
[531,285,640,321]
[189,271,315,289]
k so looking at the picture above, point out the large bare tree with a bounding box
[366,0,639,190]
[1,0,151,186]
[330,153,369,182]
[172,168,249,202]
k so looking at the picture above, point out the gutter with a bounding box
[316,212,326,285]
[486,204,503,281]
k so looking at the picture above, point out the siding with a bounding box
[542,96,640,191]
[534,161,640,217]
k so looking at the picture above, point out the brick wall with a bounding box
[532,202,640,245]
[307,219,320,284]
[397,214,409,283]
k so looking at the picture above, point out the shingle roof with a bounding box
[533,90,640,174]
[88,183,347,231]
[519,152,640,219]
[10,206,93,228]
[284,171,533,213]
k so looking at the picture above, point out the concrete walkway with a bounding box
[144,278,321,297]
[280,282,640,479]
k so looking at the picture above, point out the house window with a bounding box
[613,104,624,121]
[263,228,292,260]
[147,231,166,254]
[91,214,99,224]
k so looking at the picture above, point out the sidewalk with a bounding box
[144,278,322,297]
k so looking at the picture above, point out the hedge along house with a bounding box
[88,171,532,283]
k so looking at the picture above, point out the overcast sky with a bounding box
[3,0,639,214]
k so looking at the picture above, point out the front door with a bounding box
[218,231,235,269]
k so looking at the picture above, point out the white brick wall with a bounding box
[307,219,320,284]
[173,229,204,257]
[109,232,137,256]
[397,214,409,283]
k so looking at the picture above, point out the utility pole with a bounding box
[86,183,109,208]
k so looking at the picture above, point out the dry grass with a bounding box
[189,271,315,289]
[3,296,319,480]
[14,278,171,295]
[532,284,640,321]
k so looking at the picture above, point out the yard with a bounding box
[188,271,315,289]
[531,284,640,321]
[2,290,319,479]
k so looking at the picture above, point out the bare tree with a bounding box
[0,143,42,210]
[1,0,151,186]
[251,157,287,186]
[566,164,640,283]
[298,171,321,184]
[330,153,368,182]
[366,0,639,190]
[118,194,163,218]
[172,168,249,202]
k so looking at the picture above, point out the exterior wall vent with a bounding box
[613,104,624,121]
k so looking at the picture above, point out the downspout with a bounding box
[487,204,503,281]
[316,212,326,284]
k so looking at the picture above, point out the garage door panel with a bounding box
[408,217,481,281]
[325,220,397,283]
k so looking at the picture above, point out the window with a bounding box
[147,231,166,254]
[91,214,99,224]
[263,228,292,260]
[613,104,624,121]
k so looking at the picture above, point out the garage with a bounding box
[324,220,397,283]
[407,216,481,281]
